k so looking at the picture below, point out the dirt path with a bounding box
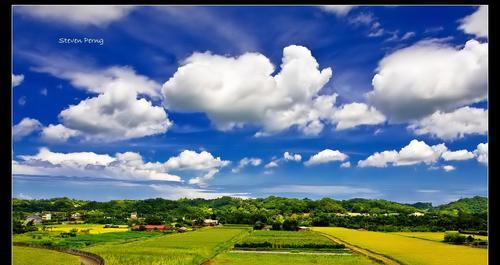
[229,250,353,255]
[317,232,402,265]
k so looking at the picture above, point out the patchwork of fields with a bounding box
[84,226,250,265]
[12,224,489,265]
[314,227,488,265]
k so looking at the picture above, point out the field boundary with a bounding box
[200,227,252,265]
[13,242,105,265]
[314,231,403,265]
[229,249,353,255]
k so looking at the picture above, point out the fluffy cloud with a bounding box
[358,139,447,168]
[164,150,230,185]
[340,161,351,168]
[474,142,488,165]
[12,74,24,87]
[264,161,279,169]
[23,52,172,141]
[57,88,171,141]
[319,5,357,16]
[283,152,302,162]
[442,165,456,172]
[441,149,475,161]
[368,39,487,121]
[332,102,386,130]
[304,149,348,166]
[459,6,488,38]
[409,107,487,140]
[232,157,262,173]
[163,45,336,135]
[13,118,42,140]
[14,148,181,182]
[16,6,135,26]
[41,124,81,142]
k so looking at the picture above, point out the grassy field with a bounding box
[43,223,129,234]
[13,230,163,248]
[392,231,488,242]
[84,226,250,265]
[13,246,80,265]
[314,227,488,265]
[210,251,376,265]
[236,230,338,249]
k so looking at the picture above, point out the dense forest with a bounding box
[13,196,487,233]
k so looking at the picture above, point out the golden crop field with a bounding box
[13,246,80,265]
[392,231,488,242]
[314,227,487,265]
[44,223,129,234]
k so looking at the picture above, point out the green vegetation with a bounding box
[314,227,488,265]
[13,246,80,265]
[84,227,250,265]
[13,195,488,233]
[211,252,376,265]
[13,230,163,249]
[234,230,344,250]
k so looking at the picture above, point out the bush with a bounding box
[253,221,265,230]
[444,232,466,244]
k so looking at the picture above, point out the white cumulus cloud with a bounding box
[12,74,24,87]
[14,148,181,182]
[341,161,351,168]
[442,165,456,172]
[304,149,348,166]
[409,106,487,140]
[442,149,475,161]
[358,139,447,168]
[368,39,487,121]
[41,124,81,142]
[283,151,302,162]
[474,142,488,165]
[13,118,42,140]
[232,157,262,173]
[332,102,386,130]
[319,5,357,16]
[163,45,335,135]
[459,6,488,38]
[164,150,230,185]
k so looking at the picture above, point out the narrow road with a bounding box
[317,232,402,265]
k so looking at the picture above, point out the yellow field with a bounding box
[44,224,129,234]
[392,231,488,242]
[313,227,487,265]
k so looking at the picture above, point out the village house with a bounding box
[24,215,42,225]
[41,213,51,221]
[297,226,310,231]
[409,212,425,217]
[132,224,171,232]
[130,212,138,220]
[70,212,82,220]
[203,219,219,226]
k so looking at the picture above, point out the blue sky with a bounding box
[12,5,488,205]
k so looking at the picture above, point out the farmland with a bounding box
[45,223,129,234]
[83,226,250,265]
[234,230,342,251]
[314,227,488,265]
[210,252,376,265]
[13,246,80,265]
[392,231,488,242]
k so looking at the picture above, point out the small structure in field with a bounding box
[24,215,42,225]
[132,224,171,232]
[103,224,120,228]
[203,219,219,226]
[70,212,82,221]
[130,212,138,220]
[177,227,188,233]
[297,226,310,231]
[408,212,425,217]
[41,213,51,221]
